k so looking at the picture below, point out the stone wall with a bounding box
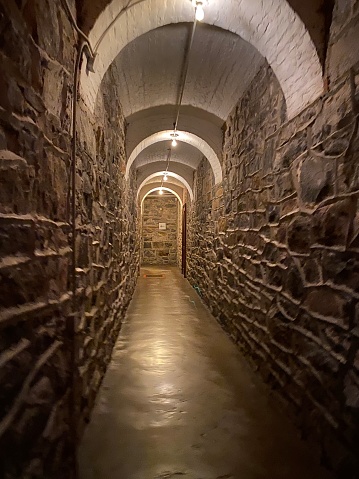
[142,195,178,265]
[0,2,75,476]
[1,0,358,477]
[74,64,139,435]
[188,56,359,477]
[177,196,184,269]
[326,0,359,85]
[0,1,138,477]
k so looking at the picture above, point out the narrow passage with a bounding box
[79,267,333,479]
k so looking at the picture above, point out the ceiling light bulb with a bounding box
[171,138,177,147]
[195,4,204,21]
[159,188,164,195]
[163,174,168,181]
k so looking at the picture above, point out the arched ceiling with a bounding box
[77,0,330,67]
[143,176,188,187]
[132,138,201,170]
[137,172,194,200]
[117,23,263,164]
[113,23,264,120]
[77,0,329,191]
[139,185,184,205]
[127,131,222,184]
[80,0,323,119]
[136,161,195,190]
[126,105,223,159]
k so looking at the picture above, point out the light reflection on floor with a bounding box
[79,266,334,479]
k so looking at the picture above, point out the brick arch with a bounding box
[137,172,194,201]
[126,130,222,185]
[140,187,183,208]
[81,0,323,119]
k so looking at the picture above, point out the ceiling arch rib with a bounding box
[143,176,186,189]
[136,161,195,190]
[140,187,183,207]
[113,23,264,160]
[113,23,264,122]
[79,1,329,66]
[127,130,222,184]
[134,144,201,171]
[81,0,323,119]
[126,105,224,159]
[137,172,194,201]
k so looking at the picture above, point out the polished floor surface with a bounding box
[78,266,333,479]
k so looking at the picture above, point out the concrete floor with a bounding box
[78,266,333,479]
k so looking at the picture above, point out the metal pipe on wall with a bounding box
[60,2,96,477]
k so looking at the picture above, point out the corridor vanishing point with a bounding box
[0,0,358,478]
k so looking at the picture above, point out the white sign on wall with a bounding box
[159,223,166,230]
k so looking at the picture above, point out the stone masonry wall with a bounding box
[0,1,138,477]
[142,196,178,265]
[326,0,359,86]
[0,2,76,476]
[74,63,139,435]
[188,55,359,476]
[177,195,184,269]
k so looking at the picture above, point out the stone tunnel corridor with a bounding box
[1,0,359,478]
[79,267,333,479]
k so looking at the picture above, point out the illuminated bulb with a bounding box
[170,131,179,147]
[159,188,163,195]
[195,3,204,21]
[192,0,207,21]
[163,174,168,181]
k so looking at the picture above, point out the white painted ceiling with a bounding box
[144,176,185,188]
[139,183,185,204]
[120,23,254,187]
[136,161,195,190]
[115,23,264,176]
[126,105,224,158]
[113,23,264,121]
[81,0,324,195]
[83,0,323,119]
[133,140,203,170]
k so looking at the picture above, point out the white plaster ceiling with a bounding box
[139,184,184,205]
[138,173,194,200]
[128,130,222,183]
[143,176,185,188]
[133,140,202,170]
[136,161,195,189]
[81,0,323,119]
[82,0,324,188]
[126,105,223,158]
[112,23,264,121]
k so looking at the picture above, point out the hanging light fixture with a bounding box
[192,0,208,21]
[163,173,168,181]
[170,132,179,147]
[195,2,204,21]
[159,187,164,195]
